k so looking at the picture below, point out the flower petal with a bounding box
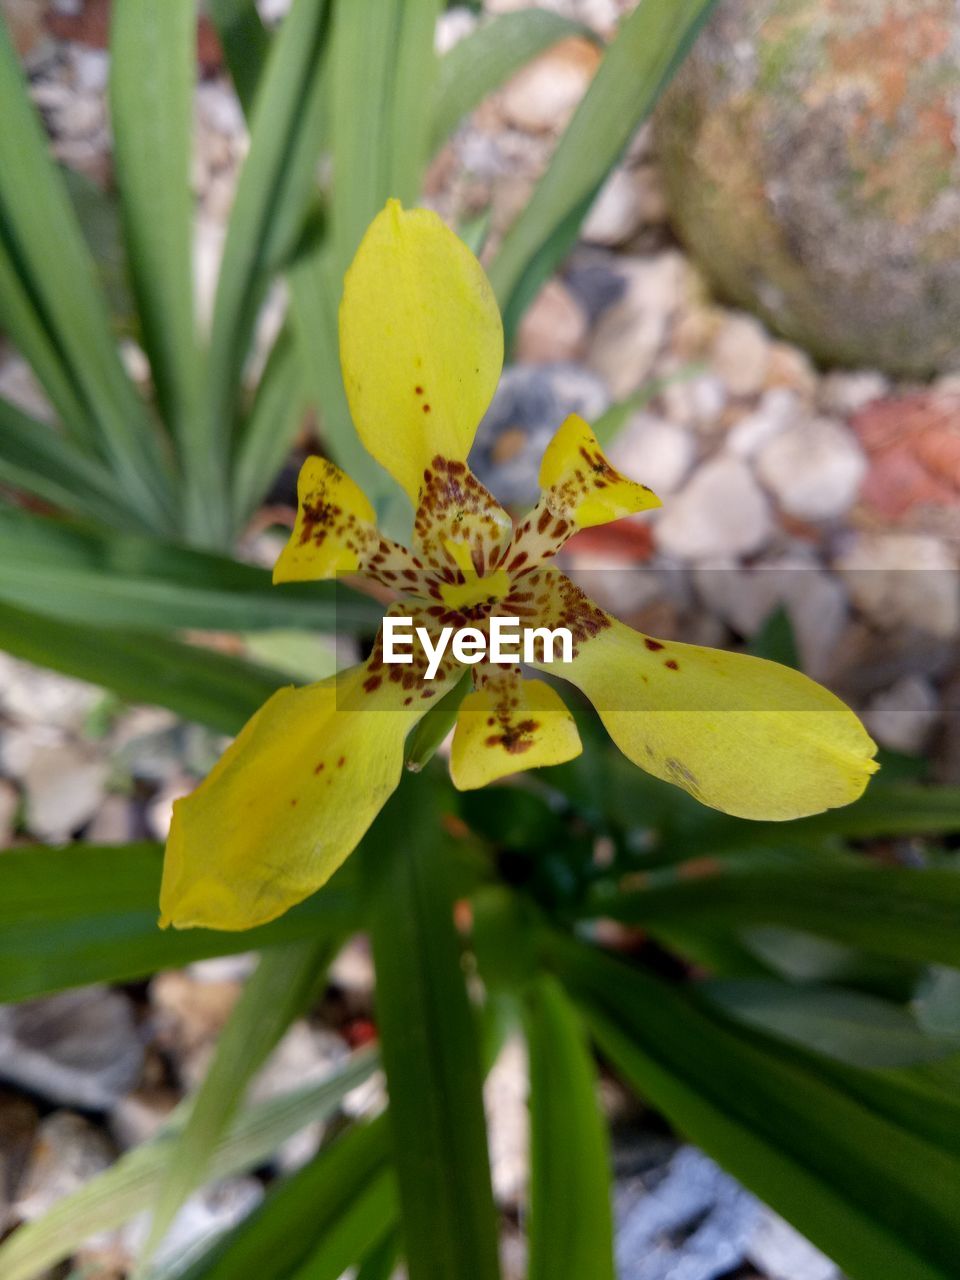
[526,581,878,820]
[339,199,503,504]
[273,456,422,588]
[450,672,582,790]
[506,414,661,569]
[159,664,428,931]
[414,457,513,580]
[539,413,660,529]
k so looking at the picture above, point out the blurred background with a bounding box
[0,1,958,1278]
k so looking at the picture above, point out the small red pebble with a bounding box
[343,1017,378,1048]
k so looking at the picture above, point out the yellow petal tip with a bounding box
[450,678,582,790]
[539,413,661,530]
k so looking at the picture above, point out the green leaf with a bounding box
[110,0,201,473]
[0,601,288,734]
[588,858,960,969]
[355,1231,400,1280]
[0,507,382,633]
[279,1172,397,1280]
[174,1118,393,1280]
[0,230,99,452]
[432,10,589,149]
[285,241,400,518]
[231,328,307,527]
[793,1049,960,1163]
[329,0,440,257]
[748,605,801,668]
[0,1050,378,1280]
[203,0,331,545]
[208,0,406,521]
[523,975,615,1280]
[488,0,718,335]
[549,933,960,1280]
[365,778,501,1280]
[61,167,136,330]
[404,670,471,772]
[145,939,339,1260]
[791,782,960,840]
[0,18,176,531]
[740,924,922,990]
[0,397,147,530]
[307,0,443,519]
[0,840,359,1003]
[703,980,958,1068]
[207,0,271,111]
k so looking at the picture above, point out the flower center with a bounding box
[439,567,511,611]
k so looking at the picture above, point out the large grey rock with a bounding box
[836,533,960,638]
[694,552,849,678]
[864,674,940,755]
[657,0,960,376]
[470,363,609,507]
[756,416,867,521]
[0,988,144,1110]
[609,414,696,496]
[22,741,108,841]
[587,253,687,398]
[655,457,773,560]
[14,1112,114,1220]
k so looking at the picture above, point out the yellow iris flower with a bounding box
[159,200,878,932]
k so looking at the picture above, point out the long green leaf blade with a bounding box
[281,1173,397,1280]
[0,397,149,530]
[0,234,100,451]
[206,0,271,113]
[488,0,718,335]
[550,933,960,1280]
[365,779,501,1280]
[231,328,307,527]
[0,16,176,529]
[145,939,338,1259]
[0,1049,377,1280]
[174,1118,392,1280]
[523,974,615,1280]
[202,0,330,544]
[588,860,960,969]
[0,601,287,733]
[0,840,358,1003]
[293,0,444,519]
[110,0,201,478]
[703,980,959,1069]
[0,507,382,633]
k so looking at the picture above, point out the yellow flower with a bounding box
[160,200,878,931]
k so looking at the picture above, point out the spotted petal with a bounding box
[339,199,503,505]
[526,580,878,820]
[273,456,422,590]
[508,414,661,568]
[159,663,430,931]
[539,413,661,529]
[450,672,581,790]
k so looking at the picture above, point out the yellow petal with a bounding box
[414,457,513,578]
[273,456,420,586]
[538,413,661,529]
[526,586,877,820]
[159,665,427,931]
[450,674,582,791]
[339,199,503,504]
